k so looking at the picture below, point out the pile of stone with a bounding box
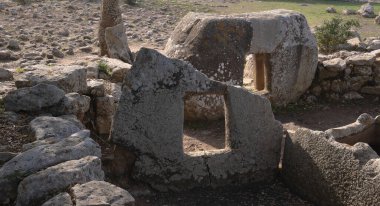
[0,61,134,205]
[0,121,134,205]
[304,49,380,102]
[283,113,380,205]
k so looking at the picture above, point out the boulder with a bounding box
[16,156,104,206]
[29,115,84,141]
[105,23,133,64]
[111,48,283,191]
[0,130,101,204]
[48,93,91,119]
[346,53,376,66]
[4,83,65,112]
[15,64,87,93]
[358,3,376,18]
[41,193,73,206]
[0,68,13,81]
[70,181,135,206]
[326,7,336,13]
[322,58,346,72]
[165,10,318,117]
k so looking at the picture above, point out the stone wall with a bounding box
[303,49,380,102]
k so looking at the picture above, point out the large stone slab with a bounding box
[0,130,101,204]
[4,83,65,112]
[15,65,87,93]
[165,10,318,115]
[111,48,282,191]
[282,114,380,205]
[16,156,104,206]
[71,181,135,206]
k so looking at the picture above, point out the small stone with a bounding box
[361,86,380,95]
[0,68,13,81]
[342,9,356,15]
[52,48,64,58]
[79,46,92,53]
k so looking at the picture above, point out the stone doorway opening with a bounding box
[244,53,272,93]
[183,94,226,154]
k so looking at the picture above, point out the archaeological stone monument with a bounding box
[165,10,318,120]
[111,48,283,191]
[283,113,380,205]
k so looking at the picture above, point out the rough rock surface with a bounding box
[0,68,12,81]
[4,83,65,112]
[283,114,380,205]
[16,156,104,206]
[71,181,135,206]
[48,93,91,119]
[15,64,87,93]
[358,3,375,18]
[105,23,133,64]
[111,48,283,191]
[30,115,84,140]
[41,193,73,206]
[0,131,101,204]
[165,10,317,119]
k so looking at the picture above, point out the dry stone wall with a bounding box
[304,49,380,102]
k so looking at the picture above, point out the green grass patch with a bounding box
[210,0,380,38]
[15,67,25,73]
[98,60,112,76]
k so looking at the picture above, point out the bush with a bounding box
[98,60,111,76]
[315,17,360,54]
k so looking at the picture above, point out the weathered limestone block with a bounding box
[165,10,318,116]
[41,193,73,206]
[24,116,86,150]
[111,48,283,191]
[322,58,346,72]
[48,93,91,120]
[16,156,104,206]
[0,131,101,204]
[15,65,87,93]
[358,3,376,18]
[87,79,106,97]
[70,181,135,206]
[105,23,133,64]
[4,83,65,112]
[96,95,115,134]
[30,115,84,141]
[346,53,376,66]
[283,114,380,206]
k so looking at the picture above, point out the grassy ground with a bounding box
[172,0,380,38]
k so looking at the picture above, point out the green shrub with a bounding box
[315,17,360,54]
[98,60,111,76]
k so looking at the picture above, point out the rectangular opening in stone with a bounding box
[335,124,380,155]
[183,94,226,153]
[244,53,272,92]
